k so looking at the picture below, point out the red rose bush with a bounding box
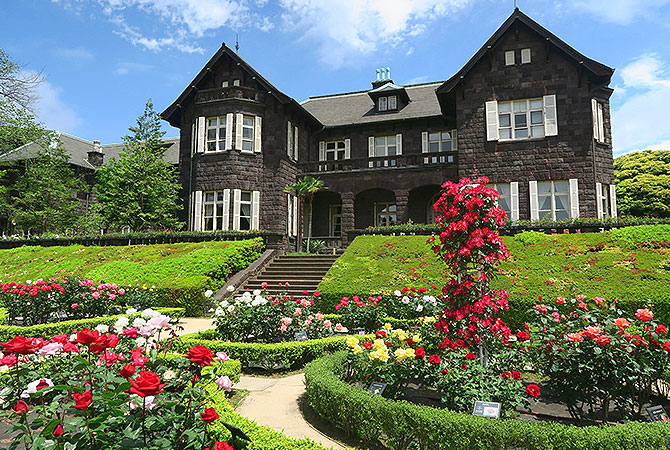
[0,308,236,449]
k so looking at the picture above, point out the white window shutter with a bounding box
[225,114,233,150]
[510,182,519,222]
[610,184,617,218]
[188,191,194,229]
[235,113,243,150]
[421,131,428,153]
[368,136,375,157]
[318,141,325,161]
[597,103,605,144]
[294,126,299,160]
[543,95,558,136]
[287,195,293,235]
[485,101,499,141]
[193,190,203,231]
[233,189,241,231]
[529,181,539,221]
[254,116,262,153]
[287,121,292,157]
[591,99,599,142]
[191,120,196,156]
[595,182,603,219]
[222,188,230,230]
[569,178,580,218]
[196,116,205,153]
[293,196,298,236]
[251,190,260,229]
[344,138,351,159]
[396,133,402,155]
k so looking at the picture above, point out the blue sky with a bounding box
[3,0,670,155]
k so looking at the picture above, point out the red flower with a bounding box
[14,400,29,414]
[205,442,234,450]
[656,324,668,335]
[414,347,425,358]
[375,330,387,339]
[663,341,670,352]
[70,391,92,410]
[525,384,540,398]
[428,354,441,365]
[501,372,511,379]
[120,364,136,378]
[123,328,139,338]
[595,335,611,346]
[635,308,654,322]
[76,329,99,345]
[1,336,37,355]
[201,407,219,423]
[129,371,166,397]
[465,352,476,361]
[52,423,64,437]
[362,341,373,349]
[516,330,530,342]
[187,345,214,366]
[511,371,522,380]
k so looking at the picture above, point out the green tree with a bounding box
[614,149,670,217]
[284,176,325,252]
[11,145,83,235]
[95,99,183,231]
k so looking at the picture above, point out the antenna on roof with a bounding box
[235,32,240,53]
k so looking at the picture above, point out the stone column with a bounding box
[395,189,409,225]
[341,191,355,242]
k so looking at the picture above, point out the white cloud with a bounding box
[612,55,670,155]
[279,0,470,67]
[114,61,154,75]
[32,75,84,133]
[566,0,670,25]
[51,46,94,62]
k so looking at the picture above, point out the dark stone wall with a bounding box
[451,23,613,219]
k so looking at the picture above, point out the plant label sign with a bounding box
[56,311,69,320]
[112,307,122,314]
[353,328,366,335]
[473,401,501,418]
[367,382,387,396]
[294,332,308,341]
[647,405,669,422]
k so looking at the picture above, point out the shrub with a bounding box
[305,352,670,450]
[514,231,548,245]
[609,225,670,247]
[302,239,326,253]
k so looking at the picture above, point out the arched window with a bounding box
[427,192,441,224]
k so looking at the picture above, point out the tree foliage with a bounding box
[614,149,670,217]
[95,99,183,231]
[284,176,325,252]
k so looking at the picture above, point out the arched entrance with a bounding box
[354,189,396,229]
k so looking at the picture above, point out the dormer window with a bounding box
[378,95,397,112]
[379,97,387,111]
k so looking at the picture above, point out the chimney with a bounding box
[88,140,104,168]
[371,67,393,89]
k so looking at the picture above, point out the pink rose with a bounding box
[118,288,126,295]
[92,291,100,299]
[215,351,229,362]
[323,320,332,328]
[215,375,233,392]
[71,303,79,309]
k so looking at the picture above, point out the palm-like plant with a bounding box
[284,176,326,252]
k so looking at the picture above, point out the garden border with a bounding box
[0,307,185,341]
[304,352,670,450]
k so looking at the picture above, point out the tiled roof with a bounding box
[301,82,443,128]
[0,133,179,169]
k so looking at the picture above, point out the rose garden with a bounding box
[1,179,670,449]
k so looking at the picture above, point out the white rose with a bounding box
[141,308,157,320]
[135,337,147,347]
[226,285,235,293]
[204,289,214,298]
[227,305,235,313]
[394,290,401,297]
[416,304,424,312]
[114,316,130,329]
[220,300,229,308]
[163,370,176,380]
[242,291,252,299]
[69,334,77,342]
[215,307,224,316]
[253,289,261,296]
[125,308,137,316]
[95,324,109,334]
[133,318,147,328]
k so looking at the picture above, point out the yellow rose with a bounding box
[373,339,386,350]
[346,337,359,348]
[352,345,363,354]
[383,323,392,331]
[412,334,421,343]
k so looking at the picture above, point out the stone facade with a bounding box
[162,9,616,245]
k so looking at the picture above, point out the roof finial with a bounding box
[376,68,380,81]
[386,67,391,80]
[235,31,240,53]
[514,0,518,9]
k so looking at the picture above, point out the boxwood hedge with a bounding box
[304,352,670,450]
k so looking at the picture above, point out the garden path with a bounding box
[235,374,347,449]
[175,318,214,336]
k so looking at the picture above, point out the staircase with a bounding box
[239,252,343,296]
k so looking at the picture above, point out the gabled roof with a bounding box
[302,82,443,128]
[161,43,321,129]
[0,133,179,169]
[436,8,615,95]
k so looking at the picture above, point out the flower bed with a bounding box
[304,352,670,450]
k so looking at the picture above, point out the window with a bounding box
[537,181,570,221]
[505,50,515,66]
[427,192,440,224]
[428,130,457,152]
[375,203,396,226]
[241,115,254,152]
[203,191,226,231]
[239,191,252,231]
[488,183,512,219]
[598,183,611,219]
[287,121,293,157]
[222,81,229,88]
[325,141,346,160]
[206,117,227,152]
[377,95,397,112]
[499,99,544,140]
[330,204,342,237]
[233,79,240,86]
[375,136,397,157]
[521,48,531,64]
[592,100,605,143]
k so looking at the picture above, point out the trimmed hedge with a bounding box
[304,352,670,450]
[0,307,184,341]
[317,230,670,329]
[176,331,373,370]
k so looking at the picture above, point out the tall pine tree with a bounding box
[95,99,183,231]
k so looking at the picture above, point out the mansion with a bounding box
[160,9,616,245]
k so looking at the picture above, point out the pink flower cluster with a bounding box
[1,280,65,296]
[79,279,126,301]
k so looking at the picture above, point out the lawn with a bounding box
[317,226,670,327]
